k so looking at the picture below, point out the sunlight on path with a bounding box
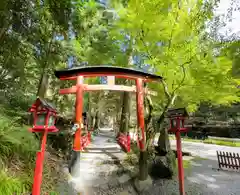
[66,129,127,194]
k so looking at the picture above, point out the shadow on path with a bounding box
[84,147,122,165]
[186,158,240,194]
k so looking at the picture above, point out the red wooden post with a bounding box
[45,111,50,126]
[167,109,188,195]
[88,131,91,144]
[176,130,185,195]
[73,76,84,151]
[33,110,37,127]
[136,78,145,151]
[32,130,48,195]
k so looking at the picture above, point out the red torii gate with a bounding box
[54,66,162,154]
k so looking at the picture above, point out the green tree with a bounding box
[0,0,76,193]
[114,0,240,182]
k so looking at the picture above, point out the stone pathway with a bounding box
[170,140,240,160]
[186,159,240,195]
[58,129,136,195]
[57,130,240,195]
[169,140,240,195]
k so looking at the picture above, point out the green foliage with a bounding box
[0,106,37,194]
[0,107,38,160]
[124,152,138,166]
[0,170,27,195]
[203,139,240,147]
[0,103,64,194]
[228,40,240,77]
[115,0,240,114]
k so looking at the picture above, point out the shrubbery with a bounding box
[0,105,37,194]
[0,104,62,194]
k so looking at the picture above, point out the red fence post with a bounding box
[88,131,91,144]
[176,131,185,195]
[32,130,48,195]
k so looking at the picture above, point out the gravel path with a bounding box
[170,140,240,195]
[57,129,138,195]
[170,140,240,160]
[186,159,240,195]
[57,130,240,195]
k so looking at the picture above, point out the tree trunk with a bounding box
[156,112,171,154]
[156,99,172,152]
[119,91,131,133]
[12,1,22,32]
[152,114,176,179]
[119,46,133,133]
[157,126,171,154]
[88,113,93,130]
[139,151,148,180]
[151,121,177,179]
[37,72,49,98]
[35,72,49,145]
[115,95,122,133]
[94,110,100,130]
[87,93,92,130]
[83,92,89,113]
[152,95,177,178]
[144,94,154,150]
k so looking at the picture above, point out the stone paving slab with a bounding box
[58,129,132,194]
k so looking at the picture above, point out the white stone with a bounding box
[134,176,153,192]
[118,174,131,184]
[117,191,129,195]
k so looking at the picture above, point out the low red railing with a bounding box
[80,132,91,150]
[117,132,131,152]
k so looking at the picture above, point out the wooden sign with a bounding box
[107,76,115,85]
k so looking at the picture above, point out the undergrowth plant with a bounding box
[0,104,62,194]
[0,106,38,194]
[0,170,27,195]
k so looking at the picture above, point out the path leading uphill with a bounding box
[57,128,138,195]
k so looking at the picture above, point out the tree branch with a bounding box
[144,90,155,149]
[172,60,191,93]
[157,94,177,127]
[161,79,171,100]
[145,94,153,126]
[0,27,8,43]
[37,28,54,97]
[168,1,181,51]
[139,32,153,60]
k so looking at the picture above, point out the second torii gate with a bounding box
[54,65,162,180]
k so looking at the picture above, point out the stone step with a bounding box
[71,162,137,178]
[77,166,127,177]
[80,158,121,165]
[69,173,133,190]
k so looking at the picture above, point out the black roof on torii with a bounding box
[54,65,162,82]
